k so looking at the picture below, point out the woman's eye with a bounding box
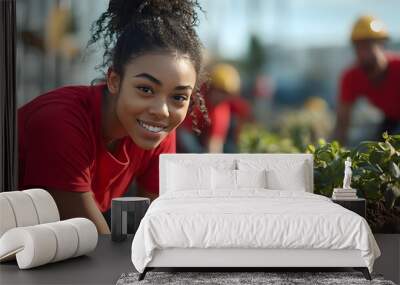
[137,86,154,94]
[173,95,188,102]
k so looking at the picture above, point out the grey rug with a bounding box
[116,271,396,285]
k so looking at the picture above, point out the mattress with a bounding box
[131,189,380,273]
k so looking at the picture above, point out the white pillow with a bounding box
[167,162,211,191]
[266,166,306,191]
[236,169,267,189]
[237,159,308,191]
[211,168,237,190]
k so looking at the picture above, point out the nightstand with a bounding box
[111,197,150,242]
[331,198,366,218]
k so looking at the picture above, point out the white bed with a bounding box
[131,154,380,280]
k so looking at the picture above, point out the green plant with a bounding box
[238,124,299,154]
[307,140,351,197]
[308,133,400,233]
[309,133,400,208]
[351,132,400,208]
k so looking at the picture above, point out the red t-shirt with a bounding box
[180,82,231,142]
[229,97,251,120]
[18,84,176,212]
[181,101,231,141]
[339,53,400,120]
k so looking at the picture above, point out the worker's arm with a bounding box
[333,102,353,145]
[47,190,110,234]
[334,68,359,146]
[207,136,225,153]
[206,103,231,153]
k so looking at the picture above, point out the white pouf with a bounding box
[24,188,60,224]
[0,191,39,228]
[0,196,17,237]
[0,189,98,269]
[0,218,98,269]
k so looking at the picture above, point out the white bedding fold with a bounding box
[131,190,380,273]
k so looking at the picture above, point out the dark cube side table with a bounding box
[111,197,150,242]
[331,198,366,218]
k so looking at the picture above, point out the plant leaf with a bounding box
[318,151,332,162]
[358,141,380,150]
[307,144,315,153]
[384,184,400,208]
[386,142,396,157]
[389,162,400,179]
[369,150,387,164]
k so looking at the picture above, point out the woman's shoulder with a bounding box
[20,84,103,118]
[18,84,105,140]
[22,84,101,108]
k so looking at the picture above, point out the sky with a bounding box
[45,0,399,86]
[73,0,400,59]
[197,0,400,58]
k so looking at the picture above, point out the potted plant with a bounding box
[308,132,400,233]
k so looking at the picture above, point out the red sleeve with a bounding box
[20,105,94,192]
[229,97,251,119]
[339,69,358,104]
[209,102,231,140]
[136,131,176,194]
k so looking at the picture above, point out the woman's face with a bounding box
[108,52,197,150]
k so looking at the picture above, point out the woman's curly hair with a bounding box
[88,0,209,134]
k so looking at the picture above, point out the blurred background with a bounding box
[16,0,400,151]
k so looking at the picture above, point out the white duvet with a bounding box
[131,190,380,273]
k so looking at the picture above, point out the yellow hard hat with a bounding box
[351,15,389,42]
[304,97,327,112]
[210,63,241,94]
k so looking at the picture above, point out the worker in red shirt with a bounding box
[334,15,400,145]
[18,0,207,234]
[177,63,243,153]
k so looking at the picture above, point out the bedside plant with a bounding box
[308,132,400,233]
[307,139,350,197]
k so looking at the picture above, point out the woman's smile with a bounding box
[137,119,168,133]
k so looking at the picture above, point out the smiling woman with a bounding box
[17,0,207,234]
[105,53,197,151]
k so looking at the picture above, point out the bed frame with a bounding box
[140,248,370,280]
[139,154,372,280]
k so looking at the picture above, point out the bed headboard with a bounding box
[159,153,314,195]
